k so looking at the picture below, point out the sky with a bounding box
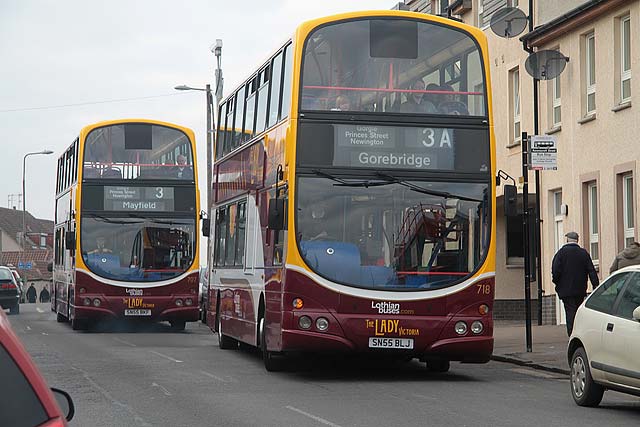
[0,0,398,225]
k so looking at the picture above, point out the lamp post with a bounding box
[174,84,214,220]
[22,150,54,257]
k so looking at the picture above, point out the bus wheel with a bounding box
[259,317,282,372]
[71,317,87,331]
[217,312,237,349]
[56,310,66,323]
[170,320,186,331]
[426,359,450,373]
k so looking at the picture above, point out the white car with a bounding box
[568,265,640,406]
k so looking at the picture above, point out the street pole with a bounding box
[527,0,544,326]
[22,150,54,277]
[205,83,212,230]
[522,132,533,352]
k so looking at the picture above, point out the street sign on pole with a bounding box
[25,262,32,270]
[529,135,557,170]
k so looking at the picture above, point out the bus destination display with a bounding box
[104,186,174,212]
[334,124,455,170]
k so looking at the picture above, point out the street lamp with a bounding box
[22,150,54,253]
[174,84,214,220]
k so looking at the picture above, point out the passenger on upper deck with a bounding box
[437,84,470,115]
[399,80,437,114]
[331,95,353,111]
[169,155,194,180]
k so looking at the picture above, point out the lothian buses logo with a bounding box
[371,301,400,315]
[126,288,143,296]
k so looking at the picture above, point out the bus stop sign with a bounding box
[529,135,557,171]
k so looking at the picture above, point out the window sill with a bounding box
[578,113,596,124]
[506,263,524,269]
[612,101,632,112]
[506,141,521,149]
[546,125,562,135]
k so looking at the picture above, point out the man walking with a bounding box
[551,231,600,336]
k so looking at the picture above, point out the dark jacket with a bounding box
[551,243,600,298]
[609,245,640,273]
[39,287,50,303]
[26,285,37,303]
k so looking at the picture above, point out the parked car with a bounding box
[6,266,26,303]
[568,265,640,406]
[0,266,21,314]
[0,309,75,426]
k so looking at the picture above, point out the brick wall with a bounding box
[494,295,557,324]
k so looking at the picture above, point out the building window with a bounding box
[585,32,596,115]
[510,67,521,144]
[623,174,635,247]
[588,182,599,261]
[620,15,631,103]
[553,190,564,252]
[552,74,561,126]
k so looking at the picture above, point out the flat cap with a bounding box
[565,231,579,240]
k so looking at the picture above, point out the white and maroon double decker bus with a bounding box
[208,10,495,371]
[53,119,201,330]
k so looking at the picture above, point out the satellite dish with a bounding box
[490,7,528,38]
[525,50,570,80]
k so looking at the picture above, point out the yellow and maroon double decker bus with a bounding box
[53,119,201,330]
[208,10,495,371]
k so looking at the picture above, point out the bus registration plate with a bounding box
[368,337,414,349]
[124,309,151,316]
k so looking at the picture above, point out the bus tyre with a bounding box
[426,359,450,373]
[571,347,604,407]
[260,317,282,372]
[71,317,87,331]
[217,313,237,350]
[170,320,186,331]
[56,311,66,323]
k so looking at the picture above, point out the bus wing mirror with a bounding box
[202,218,211,237]
[504,185,518,217]
[65,231,76,250]
[268,198,286,230]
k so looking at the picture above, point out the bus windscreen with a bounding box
[301,18,486,116]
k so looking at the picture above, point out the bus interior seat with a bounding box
[360,266,396,287]
[86,253,120,273]
[299,240,361,283]
[101,167,122,179]
[83,167,100,178]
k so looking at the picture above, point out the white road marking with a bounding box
[113,337,137,347]
[509,367,562,379]
[199,370,227,382]
[151,382,172,396]
[412,393,439,401]
[72,365,151,426]
[149,350,183,363]
[26,326,31,331]
[41,332,48,336]
[285,406,343,427]
[36,307,44,313]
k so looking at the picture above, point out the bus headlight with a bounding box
[92,298,101,307]
[175,299,184,307]
[315,317,329,332]
[83,298,91,306]
[471,321,484,334]
[185,298,193,306]
[298,315,312,330]
[454,321,468,335]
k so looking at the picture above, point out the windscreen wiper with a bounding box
[311,169,394,188]
[375,173,481,202]
[89,214,142,225]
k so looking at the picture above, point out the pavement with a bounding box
[492,321,571,375]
